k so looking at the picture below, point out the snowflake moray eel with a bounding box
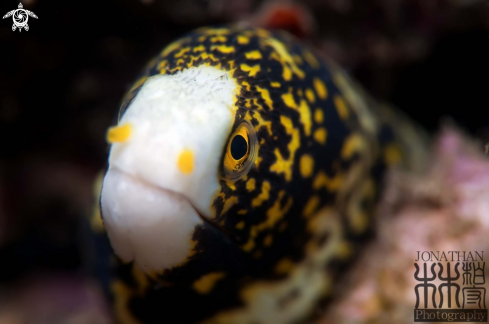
[95,26,428,324]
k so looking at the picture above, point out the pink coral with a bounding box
[320,128,489,323]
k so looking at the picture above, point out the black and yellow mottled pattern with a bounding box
[105,26,428,324]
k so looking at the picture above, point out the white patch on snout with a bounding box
[101,65,238,272]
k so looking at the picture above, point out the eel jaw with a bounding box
[101,167,203,273]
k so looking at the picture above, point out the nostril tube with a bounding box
[107,123,132,144]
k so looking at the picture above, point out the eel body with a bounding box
[97,26,428,324]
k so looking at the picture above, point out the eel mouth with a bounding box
[100,167,206,273]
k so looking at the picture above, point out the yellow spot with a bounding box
[177,149,194,174]
[266,38,305,80]
[274,258,294,275]
[298,100,312,136]
[270,116,300,181]
[300,154,314,178]
[293,54,303,65]
[282,92,311,135]
[242,236,255,252]
[222,196,238,215]
[251,181,270,207]
[241,80,251,91]
[305,88,316,103]
[131,266,150,294]
[211,45,235,54]
[161,38,188,57]
[224,181,236,191]
[245,50,262,60]
[313,78,328,100]
[303,50,320,69]
[247,111,272,135]
[246,178,256,192]
[243,191,292,253]
[107,123,132,143]
[174,47,190,58]
[283,64,292,81]
[314,108,323,123]
[282,92,297,108]
[256,28,271,38]
[265,191,292,228]
[348,179,376,234]
[256,86,273,110]
[255,156,263,168]
[210,35,227,43]
[336,241,353,260]
[313,128,327,145]
[313,171,343,191]
[237,210,247,216]
[341,133,365,159]
[243,99,253,109]
[236,221,245,229]
[193,272,226,295]
[193,45,205,52]
[237,35,249,44]
[157,60,168,72]
[306,207,335,233]
[334,95,349,119]
[351,209,368,234]
[270,81,281,88]
[303,195,320,218]
[112,281,144,324]
[263,234,273,247]
[240,64,260,77]
[384,143,402,165]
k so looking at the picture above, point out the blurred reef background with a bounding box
[0,0,488,323]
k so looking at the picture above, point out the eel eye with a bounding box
[230,134,248,160]
[223,121,258,180]
[118,85,143,121]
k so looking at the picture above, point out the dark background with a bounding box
[0,0,488,320]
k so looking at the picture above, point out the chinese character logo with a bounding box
[3,3,38,32]
[463,262,486,310]
[414,253,487,322]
